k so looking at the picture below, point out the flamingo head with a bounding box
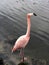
[27,13,33,16]
[27,13,37,17]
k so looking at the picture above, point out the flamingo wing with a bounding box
[12,35,30,52]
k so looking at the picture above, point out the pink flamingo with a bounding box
[12,13,37,62]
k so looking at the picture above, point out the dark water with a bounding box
[0,0,49,65]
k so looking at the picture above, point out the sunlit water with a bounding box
[0,0,49,65]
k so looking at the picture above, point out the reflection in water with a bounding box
[0,0,49,65]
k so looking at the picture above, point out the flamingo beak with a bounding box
[33,13,37,16]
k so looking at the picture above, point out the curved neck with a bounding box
[26,16,31,37]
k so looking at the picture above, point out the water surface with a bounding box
[0,0,49,65]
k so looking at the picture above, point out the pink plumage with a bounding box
[12,35,30,52]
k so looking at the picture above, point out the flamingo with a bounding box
[12,13,37,62]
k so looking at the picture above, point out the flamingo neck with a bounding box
[26,16,31,37]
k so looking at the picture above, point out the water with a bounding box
[0,0,49,65]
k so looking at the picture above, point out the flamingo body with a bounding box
[12,35,30,52]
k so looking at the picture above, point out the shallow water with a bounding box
[0,0,49,65]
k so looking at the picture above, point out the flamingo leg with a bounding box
[20,48,24,62]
